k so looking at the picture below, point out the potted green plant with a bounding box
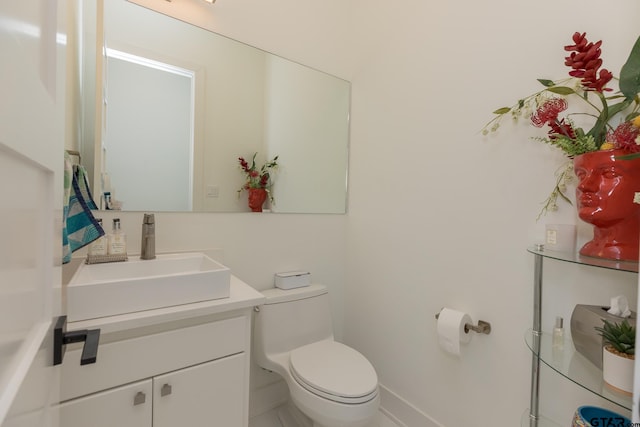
[594,319,635,395]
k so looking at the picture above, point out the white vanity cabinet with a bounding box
[61,353,245,427]
[60,379,152,427]
[57,277,265,427]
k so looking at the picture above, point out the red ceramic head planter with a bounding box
[574,149,640,261]
[248,188,268,212]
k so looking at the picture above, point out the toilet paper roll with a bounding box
[437,308,472,356]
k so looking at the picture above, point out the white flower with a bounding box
[634,192,640,205]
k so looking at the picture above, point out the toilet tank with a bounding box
[254,284,334,360]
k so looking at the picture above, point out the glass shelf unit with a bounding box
[526,247,638,273]
[524,247,637,427]
[520,409,562,427]
[525,330,632,411]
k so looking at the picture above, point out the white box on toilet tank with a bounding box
[275,271,311,290]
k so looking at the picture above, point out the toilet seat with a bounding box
[289,340,378,404]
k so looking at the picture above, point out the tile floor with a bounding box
[249,405,399,427]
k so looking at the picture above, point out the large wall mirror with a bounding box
[81,0,350,214]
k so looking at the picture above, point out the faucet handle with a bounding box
[141,213,156,260]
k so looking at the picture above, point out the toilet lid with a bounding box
[289,340,378,403]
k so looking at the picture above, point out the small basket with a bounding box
[85,254,128,264]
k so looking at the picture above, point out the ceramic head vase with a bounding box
[248,188,268,212]
[574,148,640,261]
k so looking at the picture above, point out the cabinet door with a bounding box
[153,353,246,427]
[59,379,152,427]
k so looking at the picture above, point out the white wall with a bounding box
[66,0,640,426]
[345,0,640,425]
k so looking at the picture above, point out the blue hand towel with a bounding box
[62,153,104,264]
[75,164,98,210]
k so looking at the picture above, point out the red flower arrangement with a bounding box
[237,152,279,200]
[483,32,640,216]
[564,32,613,93]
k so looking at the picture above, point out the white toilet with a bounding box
[253,284,379,427]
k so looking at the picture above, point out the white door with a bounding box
[0,1,65,426]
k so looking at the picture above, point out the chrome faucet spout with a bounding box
[140,213,156,260]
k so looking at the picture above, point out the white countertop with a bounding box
[68,275,265,335]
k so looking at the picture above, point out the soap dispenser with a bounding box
[87,218,107,256]
[108,218,127,255]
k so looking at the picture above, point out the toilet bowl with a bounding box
[253,284,379,427]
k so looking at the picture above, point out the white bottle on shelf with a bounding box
[552,316,564,350]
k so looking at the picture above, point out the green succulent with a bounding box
[595,319,635,356]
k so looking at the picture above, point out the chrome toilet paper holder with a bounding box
[435,310,492,335]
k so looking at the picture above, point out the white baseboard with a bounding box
[379,384,444,427]
[250,379,443,427]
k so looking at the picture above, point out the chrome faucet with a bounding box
[140,213,156,260]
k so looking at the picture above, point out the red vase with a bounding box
[574,149,640,261]
[248,188,268,212]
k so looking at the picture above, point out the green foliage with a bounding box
[537,79,555,87]
[536,161,574,220]
[545,86,575,96]
[595,319,635,356]
[535,133,598,157]
[620,35,640,101]
[493,107,511,115]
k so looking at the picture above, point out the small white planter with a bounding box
[602,346,634,395]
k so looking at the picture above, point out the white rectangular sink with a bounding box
[67,252,231,321]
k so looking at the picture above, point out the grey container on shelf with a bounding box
[570,304,636,369]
